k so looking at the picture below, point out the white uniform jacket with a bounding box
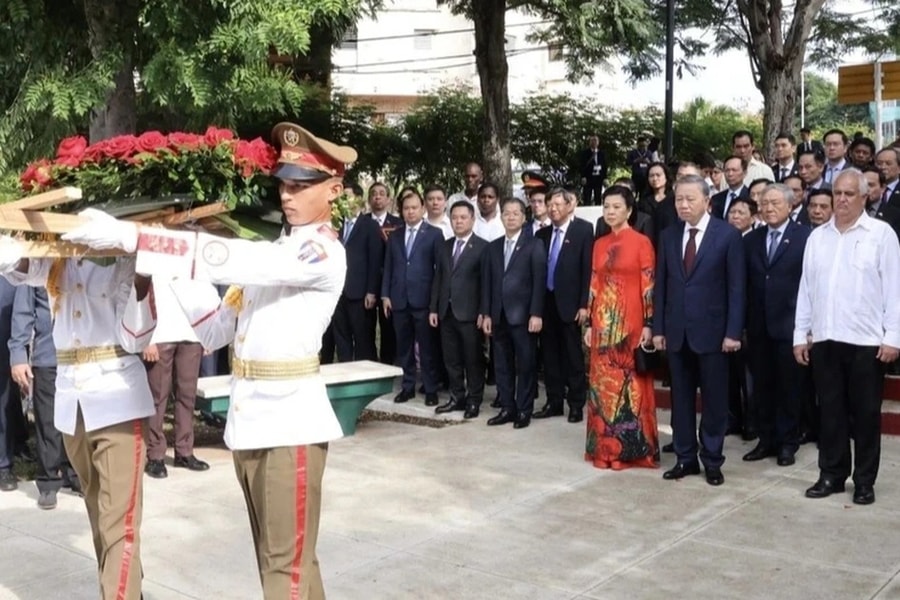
[3,257,156,434]
[165,224,347,450]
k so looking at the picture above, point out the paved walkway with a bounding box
[2,397,900,599]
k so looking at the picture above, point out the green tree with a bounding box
[667,0,897,152]
[797,72,871,133]
[436,0,659,194]
[0,0,367,172]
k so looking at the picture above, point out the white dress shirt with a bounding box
[793,211,900,348]
[824,159,847,184]
[682,212,711,255]
[147,224,347,450]
[775,161,795,180]
[474,211,505,241]
[744,159,775,186]
[3,258,156,434]
[532,218,551,236]
[428,215,454,240]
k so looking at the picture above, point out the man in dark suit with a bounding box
[480,197,546,429]
[711,156,749,219]
[579,135,607,206]
[875,147,900,210]
[797,127,824,157]
[743,183,811,467]
[653,174,746,486]
[430,201,489,418]
[534,188,593,423]
[334,185,384,362]
[772,132,798,182]
[368,182,402,365]
[382,192,444,405]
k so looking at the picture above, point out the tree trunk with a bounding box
[759,66,800,156]
[83,0,140,142]
[472,0,511,196]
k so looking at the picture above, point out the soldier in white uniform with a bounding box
[66,122,355,600]
[0,237,156,600]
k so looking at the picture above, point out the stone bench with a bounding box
[196,360,403,436]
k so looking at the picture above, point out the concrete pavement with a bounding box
[2,395,900,599]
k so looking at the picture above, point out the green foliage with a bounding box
[796,72,871,133]
[673,99,762,162]
[0,0,365,174]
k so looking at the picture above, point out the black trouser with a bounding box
[370,305,396,365]
[581,179,604,206]
[320,324,336,364]
[441,312,485,407]
[798,364,818,439]
[748,336,800,452]
[393,308,437,394]
[32,366,76,492]
[493,314,537,415]
[333,296,376,362]
[810,341,884,486]
[541,293,586,410]
[727,350,752,433]
[0,376,18,471]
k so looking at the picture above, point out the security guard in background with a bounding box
[68,122,354,599]
[0,231,156,599]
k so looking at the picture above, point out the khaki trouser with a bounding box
[233,444,328,600]
[64,411,146,600]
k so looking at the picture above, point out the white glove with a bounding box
[61,207,139,252]
[0,236,23,273]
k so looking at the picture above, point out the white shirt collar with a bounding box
[768,219,790,236]
[685,211,711,233]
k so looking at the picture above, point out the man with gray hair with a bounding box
[742,183,811,467]
[794,169,900,505]
[653,174,745,486]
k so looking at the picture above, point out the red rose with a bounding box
[55,136,88,168]
[103,135,138,160]
[167,132,203,152]
[204,126,235,147]
[136,131,168,154]
[233,137,277,176]
[20,159,53,192]
[83,140,109,162]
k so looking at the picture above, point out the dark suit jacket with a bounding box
[791,205,812,228]
[371,213,402,299]
[797,140,824,158]
[638,192,678,249]
[772,162,799,182]
[578,148,607,182]
[711,186,749,220]
[480,234,546,326]
[536,218,593,321]
[595,213,654,242]
[341,215,384,300]
[381,221,443,311]
[430,234,488,322]
[653,217,746,353]
[744,220,810,341]
[874,186,900,239]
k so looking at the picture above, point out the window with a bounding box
[414,29,435,51]
[548,43,564,62]
[340,24,358,49]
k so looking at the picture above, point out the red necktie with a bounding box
[683,228,698,274]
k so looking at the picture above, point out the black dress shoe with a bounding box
[741,429,758,442]
[424,393,439,407]
[463,405,480,419]
[0,469,17,491]
[513,412,531,429]
[705,467,724,486]
[394,390,414,403]
[490,398,502,409]
[742,444,777,462]
[145,459,168,479]
[662,462,701,480]
[533,404,564,419]
[173,455,210,471]
[435,399,465,414]
[805,478,845,498]
[776,451,796,467]
[567,408,583,423]
[661,442,674,453]
[853,485,875,505]
[487,409,515,426]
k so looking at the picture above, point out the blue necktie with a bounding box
[547,228,563,290]
[405,227,416,257]
[767,230,780,264]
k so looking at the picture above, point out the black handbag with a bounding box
[633,342,660,374]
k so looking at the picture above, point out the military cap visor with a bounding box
[271,122,358,180]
